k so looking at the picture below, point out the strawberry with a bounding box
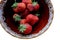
[32,2,40,11]
[18,23,32,34]
[21,9,29,18]
[13,14,21,21]
[30,15,39,25]
[27,4,34,11]
[22,0,32,4]
[11,0,19,13]
[13,7,19,13]
[17,3,26,12]
[26,14,39,25]
[26,14,34,23]
[20,19,27,24]
[27,1,40,11]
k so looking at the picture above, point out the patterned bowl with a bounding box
[0,0,54,39]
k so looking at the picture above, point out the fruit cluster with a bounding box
[12,0,40,34]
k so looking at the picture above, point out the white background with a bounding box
[0,0,60,40]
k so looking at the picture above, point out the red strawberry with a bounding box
[13,7,19,13]
[18,23,32,34]
[20,19,27,24]
[30,15,39,25]
[22,0,32,4]
[32,2,40,11]
[17,3,26,12]
[11,2,19,13]
[21,9,29,18]
[27,4,34,11]
[26,14,39,25]
[27,2,40,11]
[26,14,34,23]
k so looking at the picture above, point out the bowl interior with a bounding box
[3,0,49,35]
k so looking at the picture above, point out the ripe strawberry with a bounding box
[18,23,32,34]
[13,7,19,13]
[21,9,29,18]
[11,2,19,13]
[17,3,26,12]
[27,2,40,11]
[27,4,34,11]
[30,15,39,25]
[32,2,40,11]
[13,14,21,21]
[26,14,34,23]
[22,0,32,4]
[20,19,27,24]
[26,14,39,25]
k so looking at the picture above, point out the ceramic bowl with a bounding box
[0,0,54,39]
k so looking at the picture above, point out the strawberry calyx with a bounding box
[18,24,26,33]
[11,0,18,8]
[32,2,38,6]
[11,2,18,8]
[35,12,40,16]
[13,14,21,21]
[35,14,40,16]
[32,0,38,6]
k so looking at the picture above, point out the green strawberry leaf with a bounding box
[13,14,21,21]
[14,17,21,21]
[32,2,37,6]
[35,12,40,16]
[35,14,40,16]
[11,2,18,8]
[18,24,26,33]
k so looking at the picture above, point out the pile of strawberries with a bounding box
[12,0,40,34]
